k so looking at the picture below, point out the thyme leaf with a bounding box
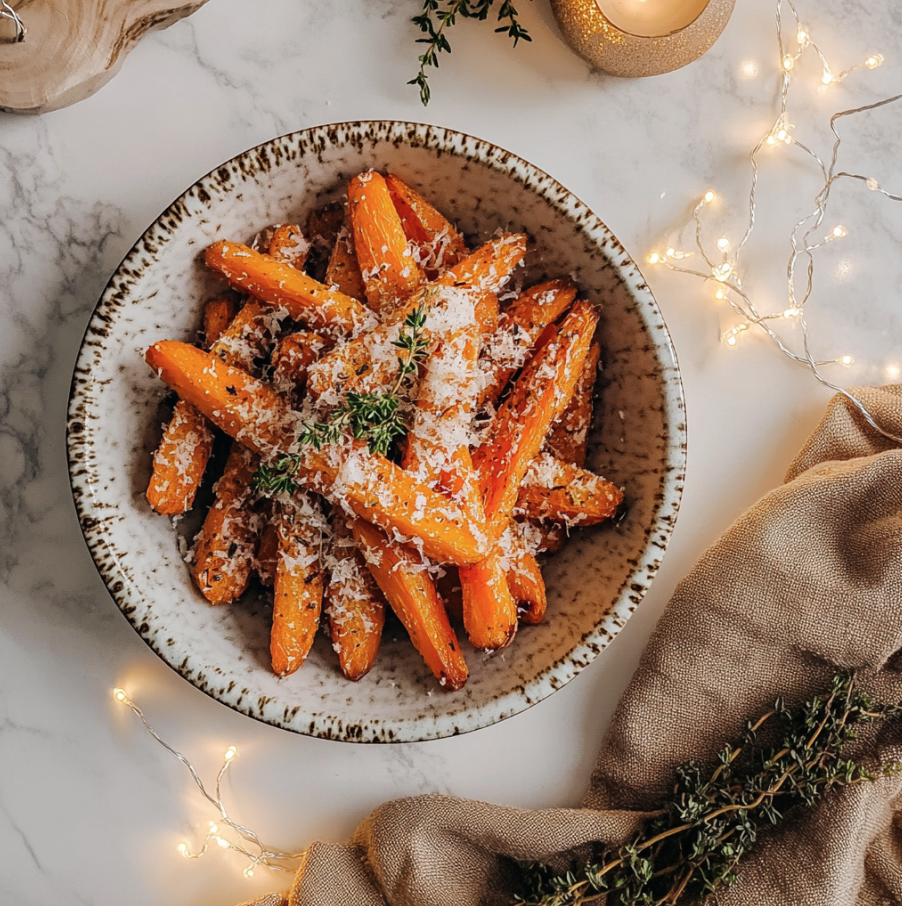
[514,674,902,906]
[253,307,429,495]
[409,0,532,106]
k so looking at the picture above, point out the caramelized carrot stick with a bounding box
[459,554,518,650]
[146,294,240,516]
[146,400,215,516]
[546,341,600,467]
[204,240,373,337]
[271,330,333,404]
[271,493,324,677]
[516,452,623,526]
[480,279,577,407]
[352,519,468,691]
[210,299,282,374]
[473,300,600,536]
[325,516,385,681]
[193,443,261,604]
[203,295,239,347]
[144,341,489,565]
[255,515,280,588]
[505,526,547,624]
[325,225,367,302]
[348,171,424,315]
[268,223,309,270]
[385,173,468,278]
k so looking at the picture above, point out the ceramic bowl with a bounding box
[67,122,686,742]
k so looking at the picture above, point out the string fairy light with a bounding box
[646,0,902,445]
[0,0,25,42]
[112,688,306,878]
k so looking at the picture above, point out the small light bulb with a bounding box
[178,843,190,857]
[245,868,255,878]
[712,262,733,282]
[726,334,738,347]
[821,70,834,86]
[703,190,716,204]
[797,28,809,46]
[831,225,848,239]
[865,53,884,69]
[113,688,128,703]
[209,822,219,832]
[776,128,788,141]
[217,837,230,849]
[224,746,237,761]
[648,252,661,265]
[840,355,854,366]
[782,54,795,71]
[714,288,726,300]
[867,178,881,191]
[766,134,777,146]
[716,237,731,252]
[666,247,676,257]
[783,307,801,319]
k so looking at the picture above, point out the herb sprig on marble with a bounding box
[515,675,902,906]
[410,0,532,105]
[253,307,429,496]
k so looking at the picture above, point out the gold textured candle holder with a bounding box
[552,0,736,78]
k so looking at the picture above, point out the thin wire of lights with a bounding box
[647,0,902,445]
[0,0,26,42]
[113,688,306,878]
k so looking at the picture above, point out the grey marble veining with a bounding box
[1,0,900,903]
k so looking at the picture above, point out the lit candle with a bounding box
[595,0,710,37]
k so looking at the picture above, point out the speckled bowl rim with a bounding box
[67,121,686,742]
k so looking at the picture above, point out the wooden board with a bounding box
[0,0,210,114]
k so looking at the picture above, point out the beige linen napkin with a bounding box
[244,384,902,906]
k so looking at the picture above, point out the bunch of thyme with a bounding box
[253,307,429,496]
[410,0,532,105]
[515,675,902,906]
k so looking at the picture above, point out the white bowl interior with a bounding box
[67,122,685,742]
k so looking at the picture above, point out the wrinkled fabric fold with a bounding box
[246,385,902,906]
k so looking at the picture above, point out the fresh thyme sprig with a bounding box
[515,675,902,906]
[409,0,532,106]
[253,307,429,496]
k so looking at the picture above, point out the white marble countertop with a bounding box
[1,1,900,903]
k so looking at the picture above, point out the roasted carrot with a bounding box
[348,171,424,315]
[480,279,577,407]
[506,528,547,624]
[268,223,309,270]
[193,443,261,604]
[385,173,468,279]
[325,225,367,302]
[546,341,600,467]
[146,294,239,515]
[210,299,282,374]
[304,202,346,283]
[325,516,385,681]
[271,330,333,403]
[146,400,215,516]
[473,300,600,537]
[255,515,280,588]
[203,294,239,347]
[352,519,468,691]
[516,452,623,526]
[459,553,518,650]
[271,493,324,677]
[144,342,489,566]
[204,240,374,337]
[146,341,297,456]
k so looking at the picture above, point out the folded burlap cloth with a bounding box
[244,384,902,906]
